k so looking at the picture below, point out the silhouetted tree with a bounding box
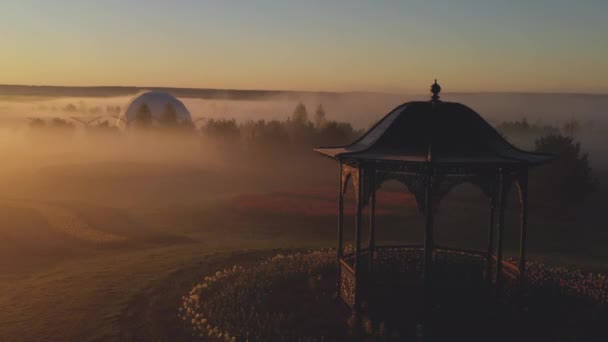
[287,102,314,145]
[159,103,179,127]
[532,134,598,207]
[85,120,120,135]
[180,120,195,131]
[133,103,153,128]
[562,119,581,137]
[497,117,559,148]
[28,118,46,128]
[291,102,309,125]
[50,117,75,129]
[241,119,289,151]
[317,121,361,146]
[63,103,77,113]
[314,104,327,129]
[105,105,121,115]
[201,119,240,147]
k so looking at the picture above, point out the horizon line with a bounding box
[1,83,607,98]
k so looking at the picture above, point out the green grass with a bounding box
[0,197,335,341]
[121,250,278,341]
[0,243,287,341]
[0,160,607,341]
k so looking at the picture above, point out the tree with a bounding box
[496,117,560,149]
[28,118,46,128]
[562,119,581,137]
[106,105,121,115]
[532,134,598,207]
[63,103,77,113]
[50,117,75,129]
[201,119,240,147]
[133,103,153,128]
[159,103,179,127]
[287,102,314,145]
[180,120,195,131]
[241,119,289,150]
[291,102,309,125]
[314,104,327,129]
[317,121,360,146]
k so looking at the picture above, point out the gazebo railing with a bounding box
[338,258,356,307]
[491,255,520,281]
[338,244,520,307]
[341,245,489,272]
[340,245,519,277]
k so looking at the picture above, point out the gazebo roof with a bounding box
[315,81,554,167]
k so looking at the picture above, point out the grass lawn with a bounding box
[0,160,606,341]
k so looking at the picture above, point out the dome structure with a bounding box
[117,91,192,128]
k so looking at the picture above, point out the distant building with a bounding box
[117,91,192,128]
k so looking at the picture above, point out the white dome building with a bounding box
[117,91,192,128]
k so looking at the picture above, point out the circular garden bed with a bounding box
[179,250,349,341]
[179,250,608,341]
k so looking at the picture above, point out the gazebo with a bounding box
[314,81,555,314]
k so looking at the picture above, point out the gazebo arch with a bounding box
[315,81,555,314]
[433,181,490,250]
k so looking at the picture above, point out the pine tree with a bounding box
[314,104,327,129]
[291,102,309,125]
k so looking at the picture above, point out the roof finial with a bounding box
[430,79,441,101]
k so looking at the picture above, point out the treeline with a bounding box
[24,105,599,209]
[28,117,119,134]
[200,103,362,152]
[496,117,598,209]
[496,117,560,139]
[533,134,598,207]
[496,117,593,148]
[27,102,363,149]
[36,103,121,115]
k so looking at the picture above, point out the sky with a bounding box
[1,0,607,93]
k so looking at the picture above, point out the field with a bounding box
[0,149,606,340]
[1,92,608,341]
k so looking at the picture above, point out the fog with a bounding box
[22,93,608,342]
[1,90,608,169]
[1,91,607,233]
[3,90,607,128]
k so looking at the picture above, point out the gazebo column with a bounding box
[518,169,529,287]
[486,188,497,286]
[495,170,508,296]
[336,164,345,295]
[423,173,435,296]
[368,169,377,273]
[353,167,364,312]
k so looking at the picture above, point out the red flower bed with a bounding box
[233,187,416,216]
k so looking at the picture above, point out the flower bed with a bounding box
[233,187,415,217]
[179,250,608,341]
[525,261,608,305]
[179,250,342,341]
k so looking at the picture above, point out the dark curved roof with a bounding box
[315,100,555,166]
